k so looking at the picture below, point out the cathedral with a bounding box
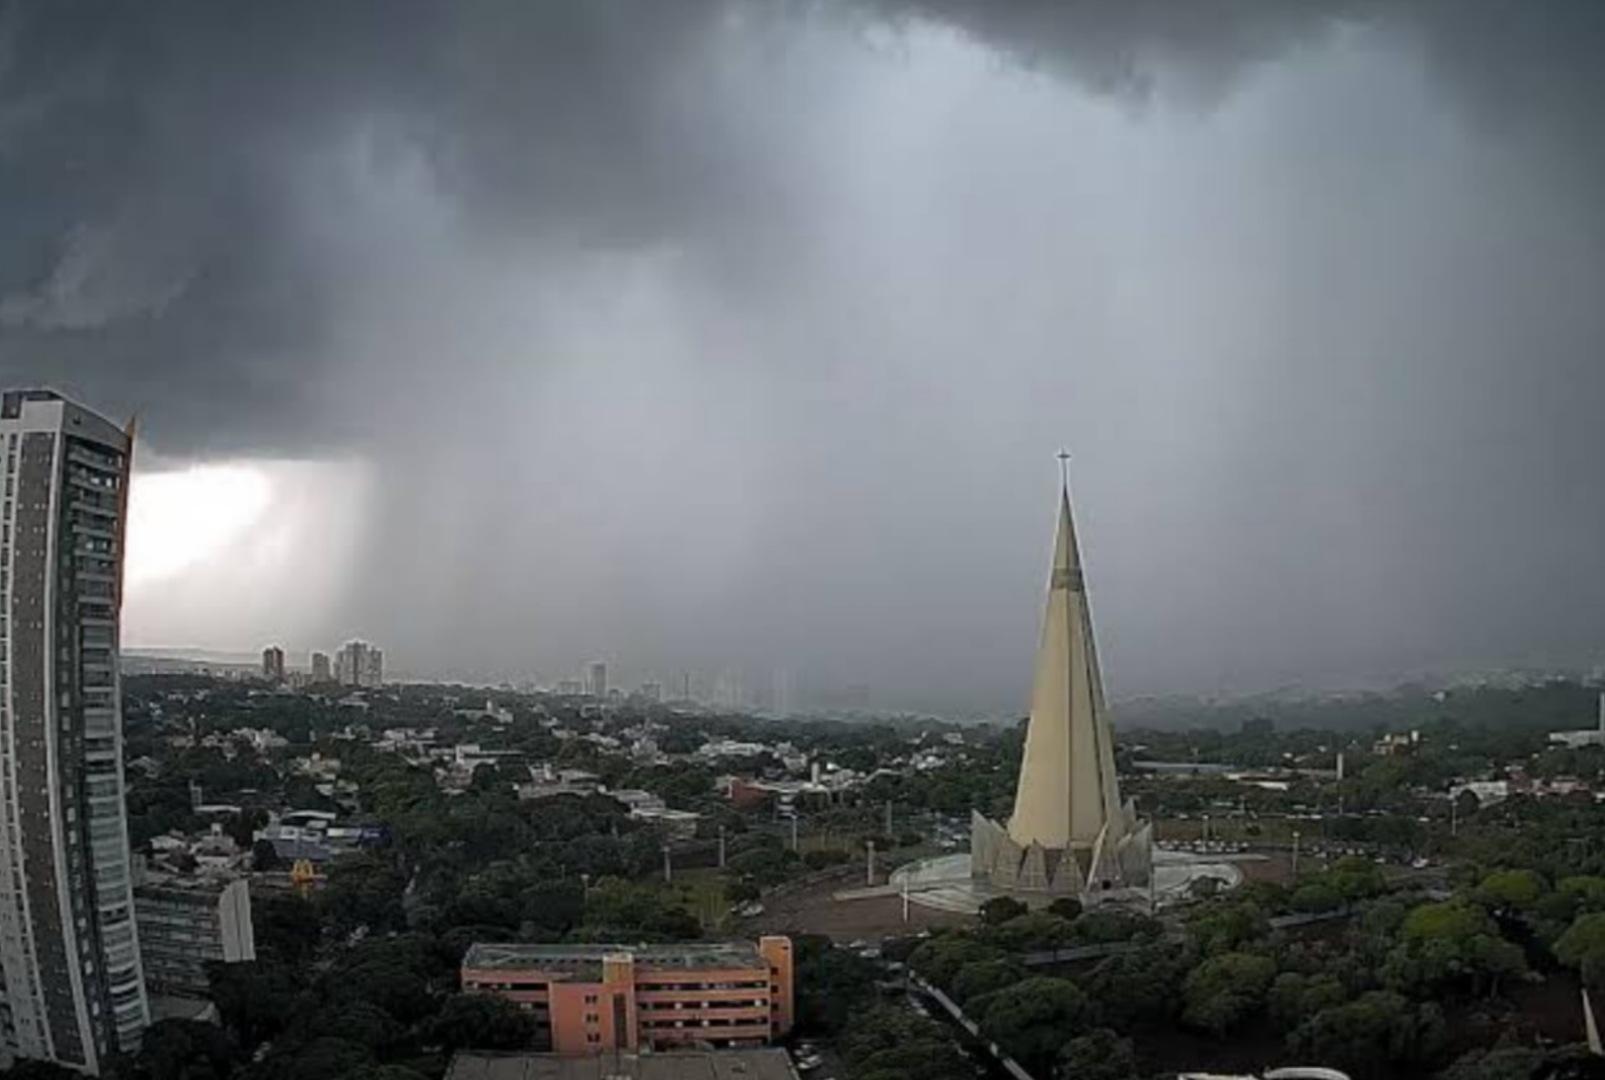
[970,474,1153,899]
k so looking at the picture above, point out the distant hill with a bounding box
[1112,678,1602,734]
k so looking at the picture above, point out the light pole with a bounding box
[1291,830,1301,882]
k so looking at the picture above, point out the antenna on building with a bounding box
[1056,448,1070,489]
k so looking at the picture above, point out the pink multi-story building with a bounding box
[461,937,794,1055]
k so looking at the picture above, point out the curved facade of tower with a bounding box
[970,478,1151,899]
[0,391,149,1073]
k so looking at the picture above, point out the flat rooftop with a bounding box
[462,942,766,977]
[134,873,236,899]
[447,1050,797,1080]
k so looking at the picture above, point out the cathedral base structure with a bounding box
[970,809,1153,901]
[883,849,1239,915]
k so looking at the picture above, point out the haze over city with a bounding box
[4,1,1604,709]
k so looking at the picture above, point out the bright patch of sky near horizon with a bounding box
[122,457,371,657]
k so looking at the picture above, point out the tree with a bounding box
[254,1036,371,1080]
[983,911,1077,951]
[1046,897,1083,921]
[1289,991,1446,1079]
[1290,882,1343,914]
[322,937,439,1026]
[842,1005,972,1080]
[254,892,320,965]
[108,1019,238,1080]
[1559,877,1605,911]
[1267,972,1348,1027]
[227,808,268,849]
[1186,899,1268,955]
[1055,1028,1137,1080]
[802,848,851,871]
[1181,952,1276,1036]
[793,936,879,1035]
[978,977,1093,1073]
[1384,900,1527,997]
[1082,944,1191,1027]
[1071,908,1162,945]
[909,934,1006,990]
[951,958,1026,1004]
[853,1040,974,1080]
[320,853,408,935]
[581,879,702,941]
[979,896,1029,926]
[307,1000,404,1053]
[209,959,302,1048]
[726,845,799,887]
[1477,869,1547,913]
[428,994,538,1052]
[1556,912,1605,987]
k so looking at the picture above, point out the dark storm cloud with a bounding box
[3,0,1602,443]
[0,0,766,449]
[2,0,1604,704]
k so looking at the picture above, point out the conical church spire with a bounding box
[1007,462,1124,853]
[969,460,1150,898]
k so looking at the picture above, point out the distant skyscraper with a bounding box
[0,390,149,1072]
[310,651,332,683]
[261,646,285,683]
[638,681,663,703]
[586,660,607,698]
[336,641,379,688]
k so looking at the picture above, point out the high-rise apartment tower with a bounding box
[0,390,149,1072]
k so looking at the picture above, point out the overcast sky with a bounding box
[2,1,1603,711]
